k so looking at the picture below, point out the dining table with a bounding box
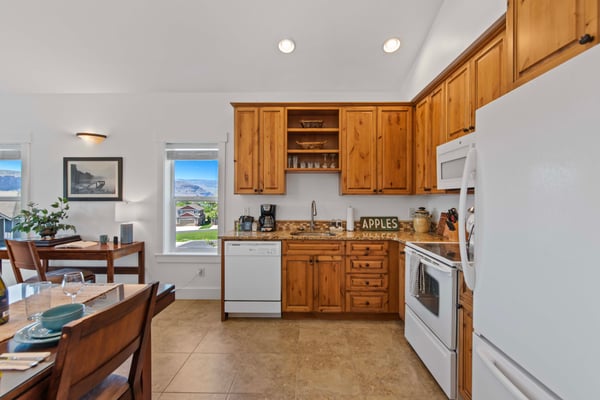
[0,241,146,284]
[0,281,175,400]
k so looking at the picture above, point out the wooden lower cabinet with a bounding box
[282,241,344,312]
[282,240,399,316]
[398,244,405,320]
[458,271,474,400]
[345,240,398,313]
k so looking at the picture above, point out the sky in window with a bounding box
[175,160,217,180]
[0,160,21,171]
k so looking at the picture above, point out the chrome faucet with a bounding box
[310,200,317,231]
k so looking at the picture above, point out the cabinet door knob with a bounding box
[469,126,475,131]
[365,301,370,306]
[365,281,370,285]
[373,189,377,193]
[462,128,469,133]
[254,188,258,192]
[579,34,595,45]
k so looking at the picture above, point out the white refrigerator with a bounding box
[458,45,600,399]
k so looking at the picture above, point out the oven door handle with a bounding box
[420,258,453,275]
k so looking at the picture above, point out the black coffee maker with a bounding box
[258,204,276,232]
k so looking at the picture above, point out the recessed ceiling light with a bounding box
[278,38,295,54]
[383,37,401,53]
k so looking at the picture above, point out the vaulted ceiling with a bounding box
[0,0,444,94]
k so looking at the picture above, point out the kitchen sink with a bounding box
[290,231,338,237]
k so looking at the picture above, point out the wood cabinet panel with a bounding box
[413,97,429,194]
[398,244,405,321]
[346,258,388,274]
[315,255,345,312]
[341,106,412,194]
[458,270,474,400]
[414,84,446,194]
[472,31,507,110]
[446,64,473,140]
[346,273,388,291]
[233,107,260,193]
[283,241,344,313]
[346,241,388,256]
[507,0,598,87]
[345,292,389,312]
[341,107,378,193]
[233,106,285,194]
[259,108,286,193]
[282,255,313,312]
[377,106,413,194]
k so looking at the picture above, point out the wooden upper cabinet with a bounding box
[233,107,260,193]
[233,106,285,194]
[472,30,507,111]
[341,106,412,194]
[341,107,378,194]
[413,97,429,194]
[429,85,446,193]
[414,84,446,194]
[259,107,286,194]
[507,0,598,88]
[446,63,474,141]
[377,106,412,194]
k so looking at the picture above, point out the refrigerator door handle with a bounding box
[459,145,476,290]
[477,346,530,400]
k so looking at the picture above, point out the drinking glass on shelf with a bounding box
[330,154,337,168]
[62,272,85,303]
[323,154,329,168]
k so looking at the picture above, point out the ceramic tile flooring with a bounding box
[151,300,446,400]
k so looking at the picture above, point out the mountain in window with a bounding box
[175,179,217,197]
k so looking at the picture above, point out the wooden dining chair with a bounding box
[47,281,159,400]
[4,240,96,284]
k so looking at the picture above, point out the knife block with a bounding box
[437,212,459,241]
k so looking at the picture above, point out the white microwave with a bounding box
[436,132,477,190]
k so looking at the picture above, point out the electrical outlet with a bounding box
[409,208,415,218]
[198,267,205,277]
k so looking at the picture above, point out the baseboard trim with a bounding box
[174,287,220,300]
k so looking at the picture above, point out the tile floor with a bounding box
[151,300,446,400]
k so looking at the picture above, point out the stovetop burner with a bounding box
[407,242,462,265]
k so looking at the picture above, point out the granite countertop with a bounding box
[219,229,448,244]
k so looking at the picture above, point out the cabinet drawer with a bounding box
[283,240,344,255]
[345,292,389,312]
[346,241,388,256]
[346,257,388,273]
[346,273,388,291]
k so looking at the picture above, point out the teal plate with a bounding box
[13,323,61,345]
[27,323,61,339]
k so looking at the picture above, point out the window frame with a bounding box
[0,143,29,245]
[162,143,225,255]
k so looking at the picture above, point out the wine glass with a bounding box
[62,272,85,303]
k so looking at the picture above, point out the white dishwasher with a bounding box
[224,241,281,317]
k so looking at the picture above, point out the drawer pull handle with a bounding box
[365,301,370,306]
[365,281,370,285]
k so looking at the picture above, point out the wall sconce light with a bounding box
[76,132,107,144]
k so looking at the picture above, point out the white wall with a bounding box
[0,91,453,297]
[399,0,506,100]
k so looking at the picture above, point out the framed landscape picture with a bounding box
[63,157,123,201]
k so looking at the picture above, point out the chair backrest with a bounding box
[4,239,48,283]
[47,282,159,400]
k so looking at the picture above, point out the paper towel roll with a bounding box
[346,206,354,231]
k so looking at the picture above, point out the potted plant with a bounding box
[12,197,77,239]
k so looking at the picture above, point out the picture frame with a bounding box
[63,157,123,201]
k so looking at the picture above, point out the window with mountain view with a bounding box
[0,146,23,246]
[164,144,222,254]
